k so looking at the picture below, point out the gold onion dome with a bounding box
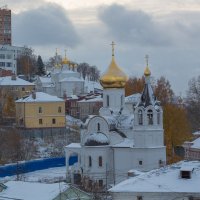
[62,49,70,65]
[144,66,151,76]
[100,42,128,88]
[62,57,69,65]
[144,54,151,76]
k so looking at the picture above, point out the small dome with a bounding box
[144,66,151,76]
[100,57,128,88]
[85,132,109,146]
[62,57,69,65]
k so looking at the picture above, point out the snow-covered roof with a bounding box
[16,92,64,103]
[59,77,84,82]
[110,161,200,193]
[190,137,200,149]
[66,143,81,148]
[0,76,35,86]
[2,181,68,200]
[125,93,141,104]
[39,76,52,84]
[112,138,134,148]
[78,96,103,103]
[193,131,200,136]
[85,132,109,146]
[84,80,102,93]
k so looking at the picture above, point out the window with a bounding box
[39,107,42,113]
[39,119,43,124]
[52,118,56,124]
[99,156,103,167]
[121,95,123,106]
[137,196,143,200]
[97,123,100,131]
[58,106,62,113]
[106,95,109,107]
[99,180,103,187]
[159,160,163,167]
[147,109,153,125]
[89,156,92,167]
[157,110,160,125]
[22,87,25,91]
[138,110,143,125]
[139,160,142,165]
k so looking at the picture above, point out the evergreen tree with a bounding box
[37,55,45,76]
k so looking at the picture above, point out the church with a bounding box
[65,43,166,189]
[36,51,85,98]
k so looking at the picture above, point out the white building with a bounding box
[109,160,200,200]
[183,137,200,161]
[0,45,24,74]
[65,45,166,189]
[36,54,85,98]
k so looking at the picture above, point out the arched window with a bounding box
[89,156,92,167]
[157,110,160,125]
[106,95,109,107]
[138,110,143,125]
[121,95,123,106]
[99,156,103,167]
[147,109,153,125]
[97,123,100,131]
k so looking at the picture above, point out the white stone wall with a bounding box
[103,88,125,112]
[81,146,114,187]
[113,147,166,184]
[111,191,200,200]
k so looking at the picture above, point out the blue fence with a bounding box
[0,156,78,178]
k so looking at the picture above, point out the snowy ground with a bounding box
[2,166,66,183]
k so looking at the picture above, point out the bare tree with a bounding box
[186,76,200,131]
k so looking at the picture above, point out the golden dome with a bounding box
[62,57,69,65]
[144,66,151,76]
[62,49,70,65]
[100,57,128,88]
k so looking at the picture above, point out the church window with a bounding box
[121,95,123,106]
[89,156,92,167]
[97,123,100,131]
[99,156,103,167]
[138,110,143,125]
[139,160,143,165]
[159,160,163,167]
[39,107,42,113]
[99,180,103,187]
[157,110,160,125]
[147,109,153,125]
[106,95,109,107]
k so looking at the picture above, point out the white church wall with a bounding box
[82,146,113,186]
[103,88,125,111]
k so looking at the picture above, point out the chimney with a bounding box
[11,74,16,80]
[32,91,36,99]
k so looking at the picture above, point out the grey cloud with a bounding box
[98,4,200,47]
[12,3,80,46]
[98,4,171,46]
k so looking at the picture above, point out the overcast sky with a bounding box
[2,0,200,95]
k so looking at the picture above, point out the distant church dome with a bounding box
[144,66,151,76]
[62,50,70,65]
[100,42,127,89]
[85,132,109,146]
[62,57,69,65]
